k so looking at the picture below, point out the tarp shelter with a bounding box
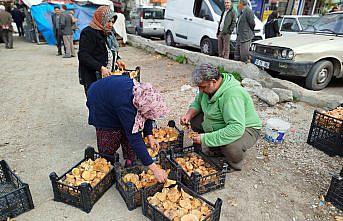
[27,2,127,45]
[30,3,96,45]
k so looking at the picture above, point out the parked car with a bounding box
[164,0,264,56]
[126,6,165,39]
[251,12,343,90]
[276,15,320,37]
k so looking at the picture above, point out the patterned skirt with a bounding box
[96,128,136,161]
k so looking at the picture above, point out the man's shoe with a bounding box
[63,55,71,58]
[71,55,76,57]
[56,53,62,56]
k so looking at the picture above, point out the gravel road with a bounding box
[0,38,342,221]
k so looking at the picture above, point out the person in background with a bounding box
[61,7,75,58]
[78,6,124,96]
[51,6,64,56]
[69,9,78,35]
[0,5,14,49]
[329,6,339,13]
[217,0,236,59]
[264,11,280,39]
[181,64,262,171]
[234,0,255,62]
[87,75,168,182]
[11,5,25,37]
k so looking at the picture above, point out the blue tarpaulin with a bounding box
[30,3,97,45]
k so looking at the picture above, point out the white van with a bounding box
[164,0,264,55]
[127,6,165,39]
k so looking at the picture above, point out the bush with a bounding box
[217,66,243,82]
[175,55,187,64]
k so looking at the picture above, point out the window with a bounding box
[193,0,213,21]
[281,18,300,32]
[143,8,165,19]
[208,0,224,16]
[298,17,319,30]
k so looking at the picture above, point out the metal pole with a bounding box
[311,0,318,15]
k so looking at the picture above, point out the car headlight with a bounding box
[281,49,288,58]
[250,44,256,51]
[287,50,294,59]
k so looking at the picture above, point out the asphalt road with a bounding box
[146,36,343,96]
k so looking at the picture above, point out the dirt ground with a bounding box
[0,38,342,221]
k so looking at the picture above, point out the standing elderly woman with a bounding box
[78,6,124,95]
[87,75,169,182]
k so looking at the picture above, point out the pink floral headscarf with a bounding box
[132,80,169,133]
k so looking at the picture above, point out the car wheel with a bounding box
[165,31,175,46]
[305,60,333,90]
[200,37,214,55]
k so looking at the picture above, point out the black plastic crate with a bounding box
[148,120,184,155]
[325,167,343,211]
[49,146,119,213]
[142,181,222,221]
[96,66,141,82]
[115,152,178,211]
[307,106,343,156]
[169,146,228,195]
[0,160,34,221]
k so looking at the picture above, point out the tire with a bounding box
[266,69,280,76]
[200,37,214,55]
[305,60,333,90]
[165,31,175,46]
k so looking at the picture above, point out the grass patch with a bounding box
[175,55,187,64]
[217,65,243,82]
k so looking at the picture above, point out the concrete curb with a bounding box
[127,34,343,109]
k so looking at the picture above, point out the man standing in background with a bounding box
[234,0,255,62]
[0,5,14,49]
[11,5,25,37]
[217,0,236,59]
[61,8,75,58]
[51,6,64,55]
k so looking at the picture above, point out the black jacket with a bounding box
[217,8,236,35]
[264,19,280,39]
[11,8,24,24]
[78,26,108,86]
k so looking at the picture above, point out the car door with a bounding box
[280,18,300,37]
[188,0,216,46]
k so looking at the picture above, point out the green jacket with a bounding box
[190,73,262,147]
[217,8,237,35]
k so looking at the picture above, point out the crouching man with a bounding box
[181,64,262,170]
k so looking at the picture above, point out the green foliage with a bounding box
[217,65,243,82]
[175,55,187,64]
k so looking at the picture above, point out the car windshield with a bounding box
[208,0,225,16]
[303,13,343,34]
[298,17,320,29]
[143,8,165,19]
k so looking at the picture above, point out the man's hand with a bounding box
[180,114,191,126]
[148,163,168,183]
[192,134,202,144]
[147,135,160,152]
[100,66,111,78]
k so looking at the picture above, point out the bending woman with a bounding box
[86,75,169,182]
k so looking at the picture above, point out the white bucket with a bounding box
[264,118,291,144]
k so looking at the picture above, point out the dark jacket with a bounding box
[87,75,154,166]
[51,13,62,36]
[61,13,73,35]
[78,26,108,86]
[217,8,237,35]
[11,8,24,24]
[0,10,13,31]
[264,19,280,39]
[236,7,255,42]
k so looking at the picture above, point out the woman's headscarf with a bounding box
[89,6,116,33]
[132,80,169,133]
[267,11,278,22]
